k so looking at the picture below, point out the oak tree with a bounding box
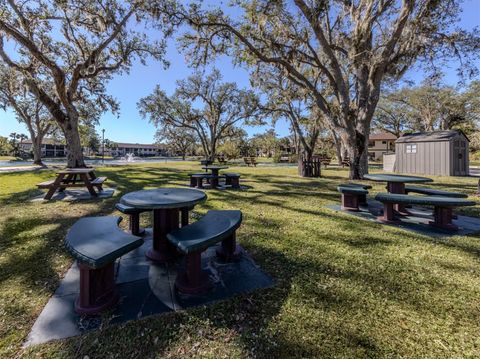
[0,0,169,167]
[165,0,479,178]
[139,69,263,161]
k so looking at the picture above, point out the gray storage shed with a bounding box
[395,130,469,176]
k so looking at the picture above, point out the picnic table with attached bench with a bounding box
[120,188,207,263]
[37,168,106,200]
[201,165,228,188]
[364,173,433,214]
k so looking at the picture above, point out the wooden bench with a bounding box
[244,157,257,167]
[337,185,369,211]
[115,203,149,236]
[405,186,468,198]
[37,176,106,188]
[65,216,143,315]
[224,173,241,189]
[341,158,350,168]
[320,157,332,168]
[375,193,476,230]
[167,210,243,294]
[216,156,228,165]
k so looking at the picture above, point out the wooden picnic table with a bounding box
[364,173,433,214]
[120,188,207,263]
[37,168,107,200]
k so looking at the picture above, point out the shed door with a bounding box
[453,140,467,175]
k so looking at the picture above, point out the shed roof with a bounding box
[395,130,469,143]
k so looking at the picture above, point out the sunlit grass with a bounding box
[0,162,479,358]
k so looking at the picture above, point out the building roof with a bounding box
[21,138,64,145]
[395,130,469,143]
[370,132,397,141]
[115,143,161,149]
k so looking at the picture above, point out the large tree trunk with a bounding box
[62,117,86,168]
[344,130,369,180]
[32,136,44,166]
[331,131,343,165]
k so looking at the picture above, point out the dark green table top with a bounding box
[364,174,433,183]
[120,188,207,210]
[202,166,229,171]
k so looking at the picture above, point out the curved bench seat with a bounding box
[341,183,372,190]
[224,173,241,189]
[167,210,243,294]
[337,184,369,211]
[375,193,476,230]
[375,193,475,207]
[404,186,468,198]
[65,216,143,315]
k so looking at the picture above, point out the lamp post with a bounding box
[102,129,105,165]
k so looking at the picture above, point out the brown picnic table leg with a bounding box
[79,173,98,197]
[387,181,409,215]
[146,208,180,263]
[429,206,458,231]
[44,173,66,200]
[59,174,75,192]
[89,171,103,191]
[210,169,219,188]
[181,207,190,227]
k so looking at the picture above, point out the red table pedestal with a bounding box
[146,208,180,263]
[387,182,410,215]
[75,262,118,315]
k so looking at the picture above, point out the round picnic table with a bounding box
[363,173,433,214]
[202,166,229,188]
[120,188,207,263]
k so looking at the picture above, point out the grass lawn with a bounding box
[0,156,22,161]
[1,162,480,358]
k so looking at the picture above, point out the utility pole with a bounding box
[102,129,105,165]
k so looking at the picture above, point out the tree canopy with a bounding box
[157,0,480,178]
[138,69,264,161]
[0,0,171,167]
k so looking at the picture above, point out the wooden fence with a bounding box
[298,156,322,177]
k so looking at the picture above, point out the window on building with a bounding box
[406,144,417,154]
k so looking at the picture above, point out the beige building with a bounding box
[368,133,397,161]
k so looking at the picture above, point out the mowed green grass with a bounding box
[1,162,479,358]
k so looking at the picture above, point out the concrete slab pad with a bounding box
[30,188,115,202]
[25,234,273,346]
[325,199,480,237]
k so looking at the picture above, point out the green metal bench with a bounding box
[115,203,149,236]
[405,186,468,198]
[65,216,143,315]
[337,185,369,211]
[167,210,242,294]
[375,193,476,230]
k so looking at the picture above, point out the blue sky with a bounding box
[1,0,479,144]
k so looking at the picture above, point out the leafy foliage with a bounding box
[139,69,264,160]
